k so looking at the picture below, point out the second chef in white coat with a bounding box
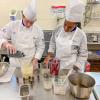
[44,0,88,72]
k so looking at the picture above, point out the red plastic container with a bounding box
[85,62,91,72]
[49,58,60,76]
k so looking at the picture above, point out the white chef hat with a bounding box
[23,4,36,21]
[30,0,36,12]
[65,0,85,22]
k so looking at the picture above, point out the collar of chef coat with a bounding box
[71,26,76,32]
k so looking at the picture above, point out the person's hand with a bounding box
[32,58,38,70]
[44,53,53,65]
[2,42,16,54]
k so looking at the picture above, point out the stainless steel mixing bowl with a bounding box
[68,72,95,99]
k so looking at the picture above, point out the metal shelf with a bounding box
[88,42,100,44]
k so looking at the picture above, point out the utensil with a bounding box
[20,84,30,100]
[8,50,25,58]
[62,68,73,84]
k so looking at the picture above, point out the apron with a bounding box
[10,23,37,67]
[56,27,78,69]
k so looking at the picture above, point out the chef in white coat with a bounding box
[0,5,45,68]
[44,0,88,72]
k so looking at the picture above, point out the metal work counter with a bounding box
[0,68,97,100]
[93,86,100,100]
[86,72,100,86]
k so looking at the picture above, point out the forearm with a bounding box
[35,36,45,60]
[74,45,88,71]
[74,32,88,71]
[75,55,88,68]
[35,49,44,60]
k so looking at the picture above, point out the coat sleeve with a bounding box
[0,22,12,48]
[74,32,88,72]
[34,28,45,60]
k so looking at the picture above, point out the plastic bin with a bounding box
[53,77,68,95]
[43,78,52,90]
[20,84,30,100]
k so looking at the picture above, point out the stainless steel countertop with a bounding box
[0,68,96,100]
[86,72,100,85]
[93,86,100,100]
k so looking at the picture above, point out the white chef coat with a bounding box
[0,20,45,67]
[48,26,88,72]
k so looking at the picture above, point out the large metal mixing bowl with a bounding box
[68,72,95,99]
